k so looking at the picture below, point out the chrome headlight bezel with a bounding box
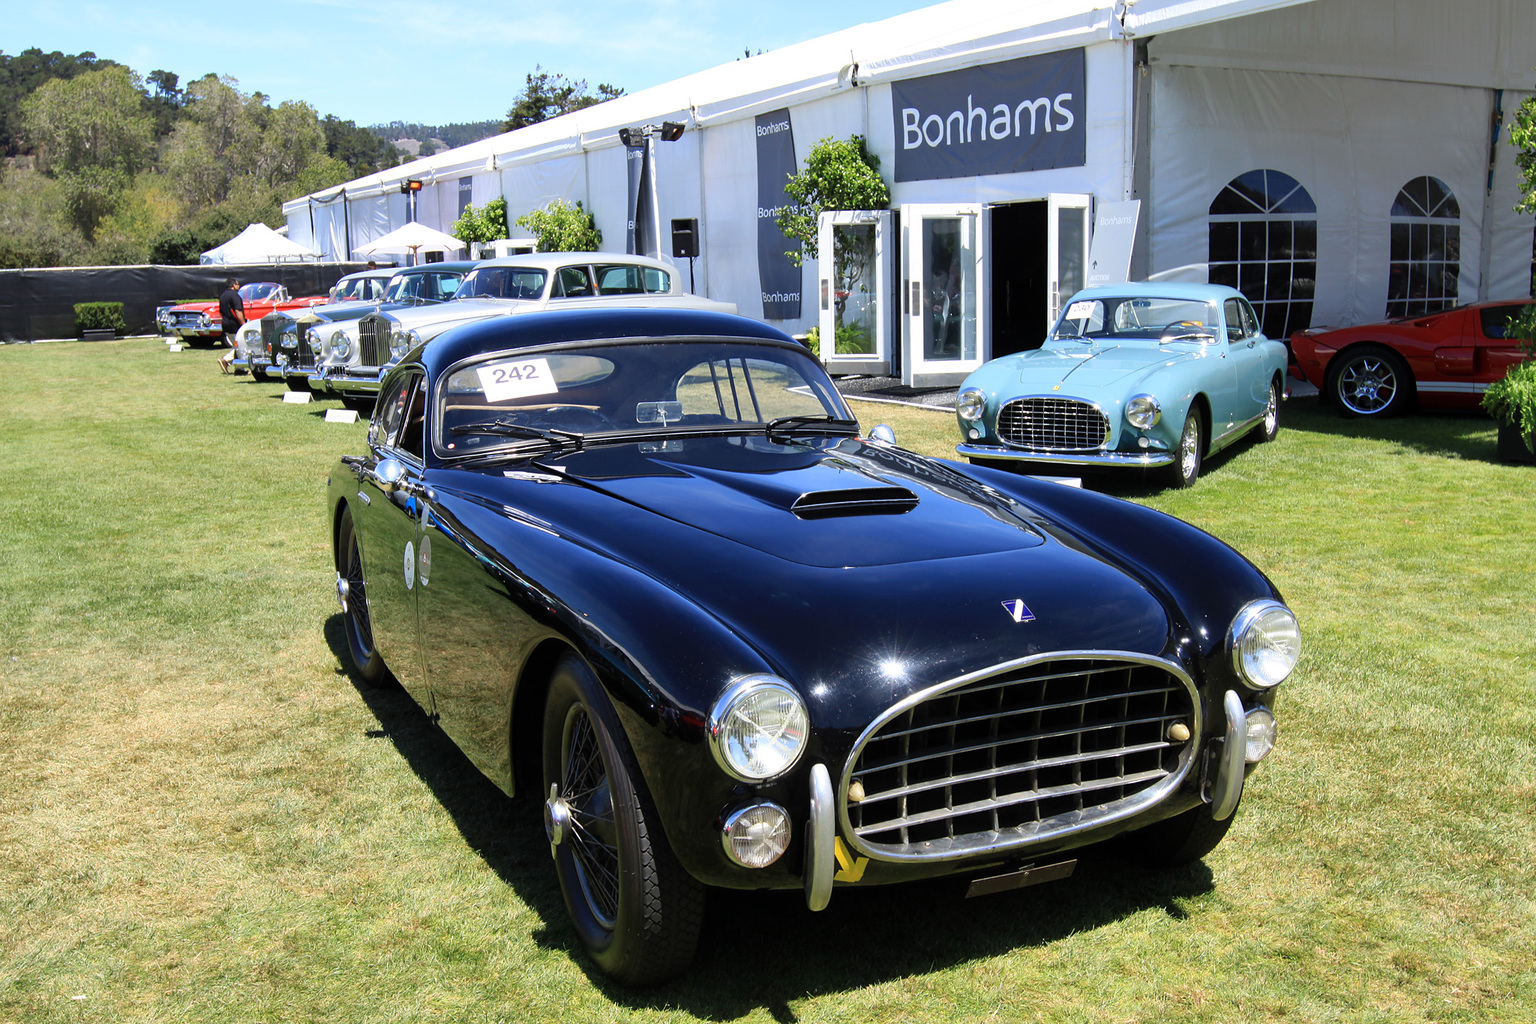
[329,329,353,362]
[1228,599,1301,689]
[279,325,299,350]
[1126,393,1162,430]
[956,387,987,422]
[707,676,809,783]
[719,801,792,868]
[389,326,414,360]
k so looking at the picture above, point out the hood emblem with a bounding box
[1002,599,1035,623]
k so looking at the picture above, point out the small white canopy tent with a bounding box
[200,223,319,265]
[354,222,466,259]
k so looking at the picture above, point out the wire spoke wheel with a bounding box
[559,705,621,929]
[542,655,703,985]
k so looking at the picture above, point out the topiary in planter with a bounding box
[1484,358,1536,461]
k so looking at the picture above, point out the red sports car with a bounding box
[163,282,329,344]
[1290,300,1531,418]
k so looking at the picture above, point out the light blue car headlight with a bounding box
[956,387,987,422]
[1126,394,1161,430]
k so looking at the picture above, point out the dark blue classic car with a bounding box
[327,307,1300,985]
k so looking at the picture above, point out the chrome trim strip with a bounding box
[957,442,1175,468]
[1211,690,1246,821]
[804,763,834,912]
[838,651,1200,864]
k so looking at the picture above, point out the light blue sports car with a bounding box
[955,283,1289,488]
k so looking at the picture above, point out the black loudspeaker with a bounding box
[672,218,699,258]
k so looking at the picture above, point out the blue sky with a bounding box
[4,1,938,128]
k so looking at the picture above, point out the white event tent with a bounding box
[285,0,1536,384]
[201,222,319,265]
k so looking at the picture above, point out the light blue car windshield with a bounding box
[1053,296,1219,341]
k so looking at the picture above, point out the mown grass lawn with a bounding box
[1,336,1533,1023]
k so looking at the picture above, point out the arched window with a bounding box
[1208,170,1317,339]
[1387,176,1460,318]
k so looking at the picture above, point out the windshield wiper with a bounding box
[764,415,861,441]
[448,420,585,451]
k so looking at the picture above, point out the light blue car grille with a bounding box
[997,397,1109,452]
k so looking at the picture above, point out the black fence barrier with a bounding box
[0,262,373,343]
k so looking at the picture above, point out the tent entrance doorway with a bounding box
[989,195,1092,357]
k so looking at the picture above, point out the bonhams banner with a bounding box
[755,108,801,320]
[892,48,1086,183]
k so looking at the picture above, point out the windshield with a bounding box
[436,340,851,458]
[453,266,548,301]
[384,271,466,304]
[1053,295,1219,342]
[239,282,280,302]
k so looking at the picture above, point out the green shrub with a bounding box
[1483,358,1536,452]
[73,302,127,336]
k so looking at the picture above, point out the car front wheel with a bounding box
[335,507,390,686]
[542,654,702,986]
[1163,407,1204,489]
[1328,347,1410,418]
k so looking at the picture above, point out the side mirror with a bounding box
[369,457,409,493]
[867,424,897,446]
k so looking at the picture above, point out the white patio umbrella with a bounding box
[354,222,466,259]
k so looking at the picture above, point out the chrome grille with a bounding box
[170,311,206,328]
[844,657,1195,860]
[358,317,387,368]
[997,397,1109,452]
[258,316,289,361]
[291,322,318,370]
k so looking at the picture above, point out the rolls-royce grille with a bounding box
[291,325,317,370]
[997,397,1109,452]
[359,319,387,368]
[258,317,288,361]
[845,658,1194,859]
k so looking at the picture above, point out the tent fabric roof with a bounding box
[200,222,319,264]
[284,0,1314,212]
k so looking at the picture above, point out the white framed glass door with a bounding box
[1047,193,1092,330]
[901,203,986,385]
[816,210,892,375]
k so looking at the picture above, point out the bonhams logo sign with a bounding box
[891,48,1086,183]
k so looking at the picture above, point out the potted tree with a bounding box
[1482,304,1536,463]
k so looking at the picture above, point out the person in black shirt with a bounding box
[217,278,244,372]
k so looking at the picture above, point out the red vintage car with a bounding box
[163,282,329,344]
[1291,300,1531,418]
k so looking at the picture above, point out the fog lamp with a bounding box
[956,388,987,422]
[720,802,791,868]
[1126,394,1161,429]
[1229,600,1301,689]
[1244,706,1277,763]
[707,676,808,781]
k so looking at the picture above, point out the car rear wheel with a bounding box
[1163,407,1204,489]
[542,654,702,986]
[1328,347,1409,418]
[336,507,390,686]
[1258,379,1281,442]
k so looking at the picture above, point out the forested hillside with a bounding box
[0,48,398,268]
[0,51,621,268]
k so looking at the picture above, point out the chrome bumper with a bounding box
[321,370,383,397]
[956,442,1175,469]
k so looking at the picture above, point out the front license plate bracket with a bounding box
[964,859,1077,899]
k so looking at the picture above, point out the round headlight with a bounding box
[1126,394,1161,430]
[389,327,413,360]
[956,387,987,422]
[707,676,808,782]
[720,802,791,868]
[280,326,298,350]
[329,329,353,361]
[1229,600,1301,689]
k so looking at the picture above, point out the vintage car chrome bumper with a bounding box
[316,368,383,397]
[956,442,1175,468]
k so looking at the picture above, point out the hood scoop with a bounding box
[790,486,919,519]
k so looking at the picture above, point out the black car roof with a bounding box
[420,307,797,377]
